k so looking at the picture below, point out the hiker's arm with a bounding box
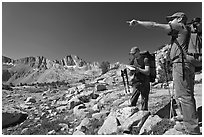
[127,19,171,32]
[135,58,150,76]
[128,67,140,75]
[136,65,150,76]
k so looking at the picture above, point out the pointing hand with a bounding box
[126,19,138,26]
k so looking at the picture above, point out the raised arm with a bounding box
[127,19,171,33]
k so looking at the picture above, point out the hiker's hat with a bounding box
[129,46,140,54]
[166,12,187,22]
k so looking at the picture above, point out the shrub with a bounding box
[99,61,110,74]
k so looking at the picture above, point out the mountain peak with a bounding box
[59,54,87,67]
[2,56,14,64]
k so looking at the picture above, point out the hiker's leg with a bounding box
[175,98,183,115]
[130,83,141,106]
[140,82,150,111]
[173,63,199,133]
[174,98,183,121]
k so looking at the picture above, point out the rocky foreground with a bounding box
[2,80,202,135]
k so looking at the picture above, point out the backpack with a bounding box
[169,23,202,79]
[140,51,157,82]
[186,28,202,72]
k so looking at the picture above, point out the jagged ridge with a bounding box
[2,55,101,85]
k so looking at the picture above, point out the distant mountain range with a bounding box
[3,44,201,86]
[2,55,102,85]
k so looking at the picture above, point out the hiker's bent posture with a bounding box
[128,46,150,110]
[127,12,200,134]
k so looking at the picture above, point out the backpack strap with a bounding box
[169,24,191,80]
[173,39,186,80]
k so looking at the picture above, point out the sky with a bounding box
[2,1,202,64]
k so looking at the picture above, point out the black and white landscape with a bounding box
[2,45,202,135]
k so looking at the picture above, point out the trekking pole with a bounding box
[166,75,174,120]
[170,83,174,118]
[162,60,174,120]
[121,70,127,94]
[170,82,175,121]
[124,68,130,93]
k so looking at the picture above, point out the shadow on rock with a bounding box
[155,99,177,119]
[197,106,202,124]
[2,113,28,129]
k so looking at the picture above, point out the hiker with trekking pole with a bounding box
[127,12,202,135]
[126,46,151,111]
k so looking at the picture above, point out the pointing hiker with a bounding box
[128,46,150,111]
[127,12,201,134]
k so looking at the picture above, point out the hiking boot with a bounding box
[175,122,185,132]
[175,122,201,135]
[184,128,201,135]
[186,130,202,135]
